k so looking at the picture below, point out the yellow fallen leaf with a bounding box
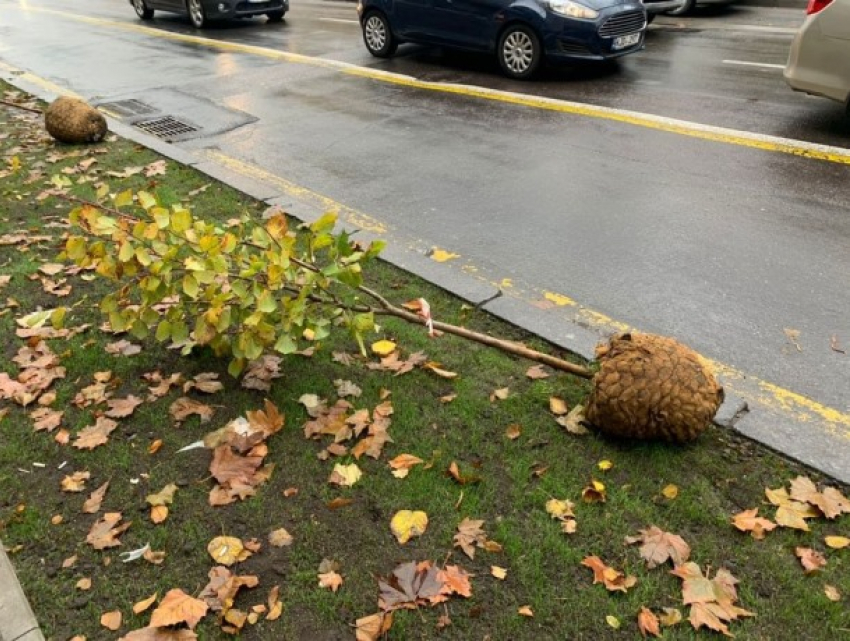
[662,484,679,500]
[76,577,92,590]
[371,340,397,357]
[824,585,841,602]
[491,566,508,580]
[597,460,614,471]
[150,505,168,524]
[329,463,362,487]
[825,535,850,549]
[582,480,607,503]
[545,498,575,520]
[549,397,568,415]
[269,528,294,547]
[505,424,521,440]
[430,248,460,262]
[490,387,509,402]
[51,514,63,525]
[606,615,621,629]
[518,605,534,617]
[207,535,249,566]
[390,510,428,544]
[423,362,458,379]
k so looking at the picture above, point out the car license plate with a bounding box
[612,33,641,50]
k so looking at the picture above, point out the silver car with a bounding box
[785,0,850,113]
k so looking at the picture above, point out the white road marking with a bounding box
[319,17,359,25]
[723,59,786,70]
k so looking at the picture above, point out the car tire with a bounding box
[133,0,154,19]
[666,0,695,16]
[186,0,206,28]
[362,11,398,58]
[267,10,286,22]
[497,25,542,80]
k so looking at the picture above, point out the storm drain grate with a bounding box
[98,99,158,118]
[134,116,199,140]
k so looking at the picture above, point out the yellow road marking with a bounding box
[11,4,850,166]
[0,60,82,100]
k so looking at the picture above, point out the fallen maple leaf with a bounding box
[61,470,91,492]
[638,607,661,638]
[390,510,429,544]
[241,355,283,391]
[525,364,549,379]
[106,339,142,356]
[334,378,362,398]
[318,570,344,592]
[207,536,251,566]
[198,566,259,612]
[105,395,143,419]
[355,612,393,641]
[86,512,131,549]
[625,526,691,569]
[169,397,214,425]
[731,508,777,540]
[101,610,122,631]
[389,453,424,478]
[268,528,294,547]
[183,372,223,394]
[438,564,472,598]
[72,417,118,450]
[31,407,62,432]
[795,547,827,574]
[149,588,209,630]
[329,462,362,487]
[453,518,487,559]
[82,481,109,513]
[556,404,589,435]
[545,498,575,520]
[766,487,819,530]
[581,556,637,592]
[789,475,850,519]
[378,561,444,611]
[670,563,754,637]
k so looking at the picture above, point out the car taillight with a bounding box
[807,0,833,14]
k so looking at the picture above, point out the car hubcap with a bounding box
[189,0,203,25]
[365,17,386,51]
[134,0,145,13]
[503,31,533,74]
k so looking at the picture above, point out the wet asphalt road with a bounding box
[1,0,849,479]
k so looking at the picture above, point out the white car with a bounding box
[785,0,850,113]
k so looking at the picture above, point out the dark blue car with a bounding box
[357,0,646,79]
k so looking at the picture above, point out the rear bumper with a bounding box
[205,0,288,19]
[784,15,850,105]
[542,4,647,61]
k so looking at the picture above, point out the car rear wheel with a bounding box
[187,0,206,28]
[666,0,694,16]
[267,10,286,22]
[498,25,541,80]
[362,12,397,58]
[133,0,153,19]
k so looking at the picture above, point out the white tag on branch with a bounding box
[417,298,434,337]
[120,543,151,563]
[177,440,205,453]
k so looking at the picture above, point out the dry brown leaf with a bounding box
[766,487,819,530]
[149,588,209,630]
[82,482,110,514]
[105,339,142,356]
[61,470,91,492]
[170,397,214,425]
[86,512,131,549]
[637,607,661,638]
[447,461,481,485]
[183,373,223,394]
[581,479,607,503]
[31,407,62,432]
[518,605,534,617]
[105,395,143,419]
[490,566,508,580]
[318,570,344,592]
[625,526,691,569]
[355,612,393,641]
[670,563,754,637]
[659,607,683,627]
[389,453,424,478]
[505,424,522,440]
[148,439,163,454]
[266,585,283,621]
[241,355,283,391]
[133,592,158,615]
[490,387,509,402]
[795,547,827,573]
[525,365,549,379]
[334,378,362,398]
[549,396,568,415]
[422,362,458,379]
[731,508,776,540]
[62,555,78,569]
[790,476,850,519]
[377,561,445,611]
[72,417,118,450]
[439,392,457,403]
[581,556,637,592]
[268,528,294,547]
[326,497,354,510]
[76,577,92,590]
[824,585,841,602]
[100,610,122,631]
[454,517,487,559]
[555,404,589,435]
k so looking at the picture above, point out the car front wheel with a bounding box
[186,0,206,28]
[133,0,154,19]
[498,25,541,80]
[362,12,397,58]
[267,10,286,22]
[666,0,694,16]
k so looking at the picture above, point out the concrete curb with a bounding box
[0,543,44,641]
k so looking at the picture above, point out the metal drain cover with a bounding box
[98,99,158,118]
[134,116,200,141]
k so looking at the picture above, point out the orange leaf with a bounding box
[100,610,122,631]
[86,512,131,549]
[580,556,637,593]
[318,570,344,592]
[326,497,354,510]
[438,564,472,597]
[731,508,776,540]
[149,588,209,630]
[505,424,521,440]
[133,592,158,614]
[148,439,163,454]
[518,605,534,617]
[150,505,169,524]
[72,417,118,450]
[637,607,661,638]
[795,547,827,574]
[625,526,691,568]
[82,481,109,514]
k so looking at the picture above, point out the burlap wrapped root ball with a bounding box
[585,332,724,443]
[44,97,108,144]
